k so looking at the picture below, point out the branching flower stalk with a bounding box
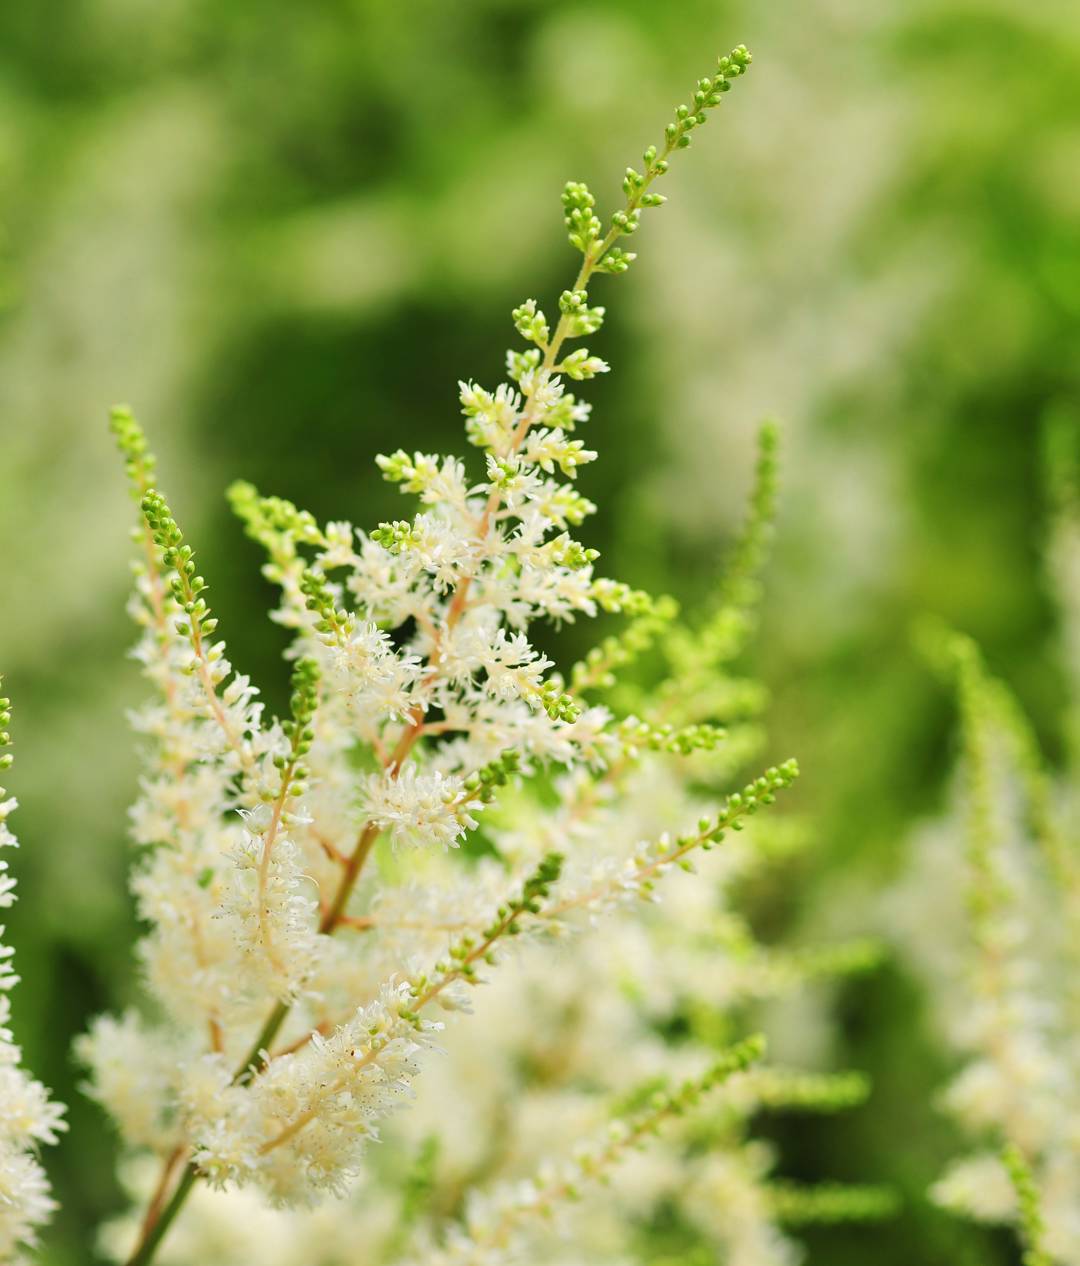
[914,631,1080,1262]
[406,1035,767,1266]
[72,46,782,1266]
[0,41,891,1266]
[898,421,1080,1266]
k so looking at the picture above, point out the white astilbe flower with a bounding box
[226,797,321,1002]
[97,384,816,1264]
[117,508,322,1021]
[362,766,482,850]
[0,1148,58,1263]
[0,693,66,1260]
[103,382,835,1266]
[190,982,441,1205]
[475,629,554,704]
[891,626,1080,1263]
[326,621,422,728]
[75,1013,190,1153]
[459,381,521,456]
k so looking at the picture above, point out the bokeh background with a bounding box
[1,1,1078,1262]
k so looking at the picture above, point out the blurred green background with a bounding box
[1,1,1077,1262]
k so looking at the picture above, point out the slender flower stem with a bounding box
[233,999,293,1085]
[319,822,380,934]
[444,134,675,632]
[137,1146,185,1244]
[255,773,296,971]
[412,915,517,1011]
[125,1163,199,1266]
[468,1035,765,1256]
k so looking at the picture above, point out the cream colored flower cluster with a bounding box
[91,393,873,1263]
[899,644,1080,1265]
[0,689,66,1262]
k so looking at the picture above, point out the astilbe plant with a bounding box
[1,45,890,1266]
[893,411,1080,1265]
[97,416,891,1266]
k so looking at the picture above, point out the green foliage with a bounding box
[769,1182,900,1225]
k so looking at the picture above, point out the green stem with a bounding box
[233,998,292,1084]
[318,822,379,933]
[124,1164,199,1266]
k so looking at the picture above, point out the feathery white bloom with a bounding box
[76,1012,187,1153]
[361,766,482,850]
[191,982,440,1204]
[0,714,66,1259]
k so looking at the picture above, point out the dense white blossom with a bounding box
[361,767,482,851]
[0,701,66,1260]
